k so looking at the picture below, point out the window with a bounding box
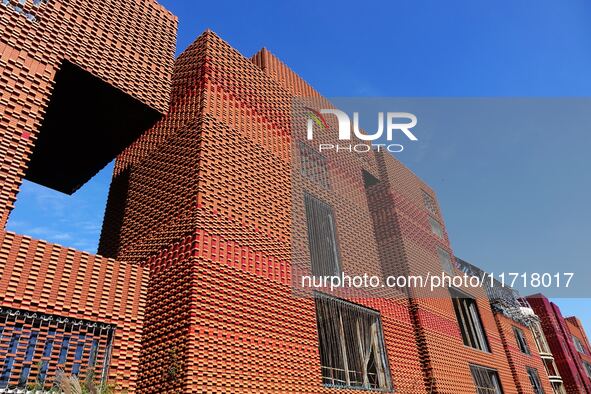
[437,247,454,275]
[0,308,115,388]
[583,361,591,378]
[300,143,330,189]
[513,327,530,354]
[304,193,341,276]
[429,217,444,238]
[530,320,551,355]
[422,190,438,216]
[315,293,391,391]
[0,326,22,388]
[58,336,71,364]
[470,365,503,394]
[450,288,490,352]
[527,367,545,394]
[573,336,586,354]
[551,381,567,394]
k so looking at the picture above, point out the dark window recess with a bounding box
[422,190,438,216]
[315,293,392,391]
[304,193,341,276]
[25,60,162,194]
[527,367,545,394]
[583,361,591,378]
[513,327,530,354]
[450,289,490,352]
[470,365,503,394]
[300,143,330,189]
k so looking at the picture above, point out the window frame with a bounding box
[527,366,545,394]
[469,364,504,394]
[304,192,342,277]
[573,335,587,354]
[513,326,531,355]
[314,292,393,392]
[450,288,491,353]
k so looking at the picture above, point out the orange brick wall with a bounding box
[97,30,522,393]
[0,0,177,227]
[494,313,555,394]
[0,230,148,391]
[566,317,591,382]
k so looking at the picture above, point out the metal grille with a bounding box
[314,293,392,391]
[304,193,341,276]
[0,307,114,390]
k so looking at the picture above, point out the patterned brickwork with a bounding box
[0,0,176,226]
[97,30,524,393]
[0,230,148,391]
[494,313,555,394]
[565,317,591,386]
[527,295,591,393]
[0,307,115,390]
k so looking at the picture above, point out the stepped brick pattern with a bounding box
[0,230,148,391]
[1,1,590,392]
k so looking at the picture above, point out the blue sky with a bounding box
[7,1,590,330]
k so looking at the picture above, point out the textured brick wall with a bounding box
[527,295,591,393]
[0,0,177,226]
[0,230,148,391]
[494,313,555,394]
[97,29,525,393]
[565,317,591,385]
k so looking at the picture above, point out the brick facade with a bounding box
[527,295,591,393]
[1,2,590,392]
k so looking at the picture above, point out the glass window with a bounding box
[304,193,341,276]
[437,247,454,275]
[527,367,545,394]
[315,293,392,391]
[470,364,503,394]
[513,327,530,354]
[450,288,490,352]
[429,217,444,238]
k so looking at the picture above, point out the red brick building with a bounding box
[527,295,591,394]
[0,2,589,393]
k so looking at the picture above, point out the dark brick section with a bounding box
[527,294,591,393]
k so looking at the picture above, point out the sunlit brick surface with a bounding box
[527,295,591,393]
[0,230,148,391]
[493,313,555,394]
[96,30,544,393]
[0,0,177,225]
